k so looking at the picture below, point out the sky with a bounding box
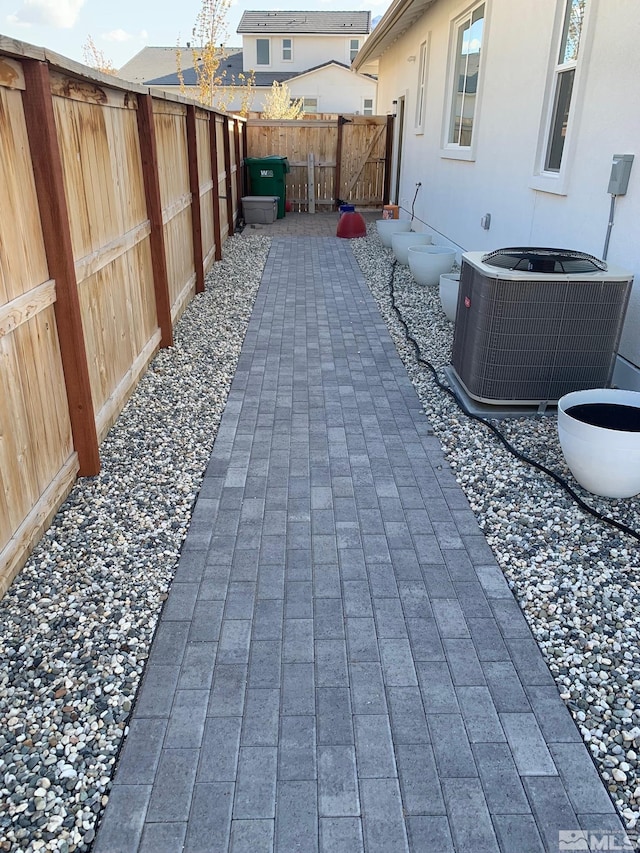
[0,0,390,69]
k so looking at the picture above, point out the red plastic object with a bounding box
[336,206,367,239]
[285,199,293,213]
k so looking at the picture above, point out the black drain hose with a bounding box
[385,258,640,544]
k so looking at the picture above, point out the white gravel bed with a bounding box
[352,228,640,830]
[0,235,270,852]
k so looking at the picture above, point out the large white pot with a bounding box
[408,245,456,287]
[376,218,411,247]
[391,232,433,265]
[439,273,461,322]
[557,388,640,498]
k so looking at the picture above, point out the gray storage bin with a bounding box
[242,196,279,224]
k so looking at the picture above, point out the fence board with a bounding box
[0,86,49,302]
[196,111,216,271]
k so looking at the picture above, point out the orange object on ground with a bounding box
[383,204,399,219]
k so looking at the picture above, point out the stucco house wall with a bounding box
[285,64,377,114]
[361,0,640,385]
[242,34,365,73]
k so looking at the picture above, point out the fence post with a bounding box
[307,152,316,214]
[233,119,243,207]
[223,116,235,236]
[334,116,344,210]
[136,94,173,347]
[209,113,223,261]
[186,104,205,294]
[383,114,394,206]
[21,59,101,477]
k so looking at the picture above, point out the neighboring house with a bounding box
[354,0,640,391]
[118,11,378,115]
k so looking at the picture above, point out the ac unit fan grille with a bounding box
[482,246,608,274]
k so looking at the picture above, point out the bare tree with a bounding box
[177,0,255,115]
[261,82,304,120]
[82,35,116,75]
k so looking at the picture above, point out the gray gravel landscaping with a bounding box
[352,226,640,832]
[0,235,269,852]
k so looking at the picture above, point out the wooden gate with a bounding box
[246,115,393,211]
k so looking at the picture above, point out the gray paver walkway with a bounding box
[95,234,628,852]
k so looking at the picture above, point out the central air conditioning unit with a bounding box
[449,247,633,407]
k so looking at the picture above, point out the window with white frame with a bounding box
[303,97,318,114]
[256,38,270,66]
[447,3,485,148]
[350,39,360,63]
[415,39,428,132]
[282,38,292,61]
[363,98,374,116]
[544,0,586,172]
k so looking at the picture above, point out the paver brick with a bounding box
[428,714,477,778]
[275,780,318,852]
[233,747,278,819]
[138,822,187,853]
[185,782,234,851]
[500,713,558,776]
[177,642,217,691]
[360,778,409,853]
[197,717,242,782]
[248,640,281,688]
[415,662,459,713]
[146,749,199,822]
[491,814,546,853]
[472,742,531,814]
[441,778,500,853]
[229,819,274,853]
[93,784,152,852]
[241,688,280,746]
[405,816,454,853]
[279,715,317,781]
[354,714,397,778]
[316,638,349,687]
[550,742,617,814]
[208,663,247,716]
[443,638,486,685]
[281,662,315,715]
[164,689,208,749]
[319,817,364,853]
[396,743,446,815]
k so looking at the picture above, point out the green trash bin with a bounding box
[244,156,290,219]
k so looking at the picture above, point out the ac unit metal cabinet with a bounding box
[450,249,633,406]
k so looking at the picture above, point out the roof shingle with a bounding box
[237,10,371,34]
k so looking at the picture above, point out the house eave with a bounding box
[353,0,439,70]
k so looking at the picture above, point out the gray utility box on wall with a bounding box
[450,248,634,407]
[242,196,279,225]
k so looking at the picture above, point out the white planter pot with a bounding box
[557,388,640,498]
[391,232,433,265]
[408,245,456,287]
[439,273,461,322]
[376,218,411,247]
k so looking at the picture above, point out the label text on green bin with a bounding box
[260,169,274,177]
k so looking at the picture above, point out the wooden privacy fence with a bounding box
[0,38,245,597]
[246,115,393,211]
